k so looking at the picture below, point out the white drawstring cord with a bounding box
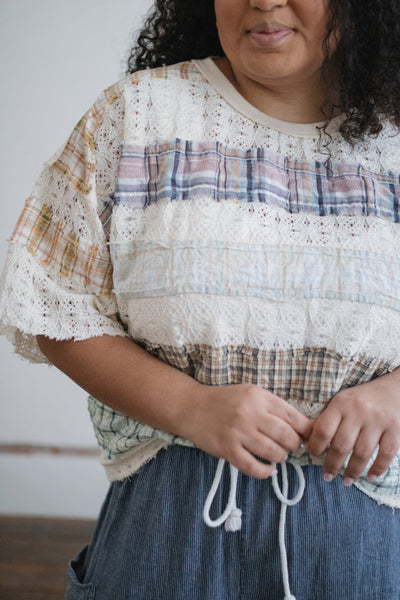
[203,458,242,531]
[271,461,305,600]
[203,459,305,600]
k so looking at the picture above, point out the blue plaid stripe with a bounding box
[114,139,400,221]
[111,241,400,311]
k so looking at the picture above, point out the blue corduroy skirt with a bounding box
[65,445,400,600]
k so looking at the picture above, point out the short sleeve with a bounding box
[0,82,128,363]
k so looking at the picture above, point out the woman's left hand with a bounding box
[307,368,400,486]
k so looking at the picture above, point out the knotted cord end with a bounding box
[284,595,296,600]
[224,508,242,532]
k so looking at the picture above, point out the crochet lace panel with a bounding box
[123,63,400,173]
[119,295,400,368]
[112,198,400,256]
[0,245,127,363]
[112,194,400,366]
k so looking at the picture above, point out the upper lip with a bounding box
[248,22,293,34]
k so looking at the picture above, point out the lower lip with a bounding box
[248,29,293,48]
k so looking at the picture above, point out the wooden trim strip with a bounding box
[0,443,99,457]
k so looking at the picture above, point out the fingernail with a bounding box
[294,441,308,457]
[368,474,378,482]
[343,477,354,487]
[309,454,318,460]
[323,472,334,482]
[271,468,278,476]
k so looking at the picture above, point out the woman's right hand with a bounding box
[181,384,313,479]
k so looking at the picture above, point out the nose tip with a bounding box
[249,0,288,10]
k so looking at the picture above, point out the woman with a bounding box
[1,0,400,598]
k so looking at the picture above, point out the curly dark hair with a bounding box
[127,0,400,144]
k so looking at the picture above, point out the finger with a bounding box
[257,414,304,454]
[266,394,313,439]
[342,428,380,486]
[233,446,278,479]
[368,428,400,482]
[244,432,288,465]
[321,420,360,481]
[307,407,342,458]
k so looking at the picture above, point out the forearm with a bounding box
[37,334,313,478]
[37,334,202,439]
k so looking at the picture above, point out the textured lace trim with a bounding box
[0,244,126,363]
[111,198,400,257]
[100,440,169,482]
[118,295,400,367]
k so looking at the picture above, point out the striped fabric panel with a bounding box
[114,139,400,221]
[88,344,389,458]
[11,200,114,296]
[111,240,399,310]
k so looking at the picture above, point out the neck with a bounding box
[216,57,339,124]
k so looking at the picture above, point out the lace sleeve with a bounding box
[0,82,128,363]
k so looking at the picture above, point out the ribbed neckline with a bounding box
[193,57,343,139]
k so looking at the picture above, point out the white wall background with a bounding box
[0,0,154,517]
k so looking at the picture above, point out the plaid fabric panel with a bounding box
[127,61,194,84]
[111,240,399,310]
[88,344,389,453]
[114,140,400,221]
[11,199,113,296]
[7,79,127,297]
[147,344,389,404]
[50,81,123,195]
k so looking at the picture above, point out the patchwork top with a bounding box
[1,58,400,507]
